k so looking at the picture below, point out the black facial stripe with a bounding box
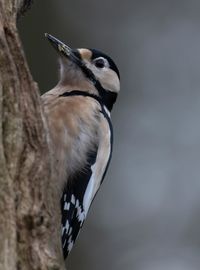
[90,48,120,80]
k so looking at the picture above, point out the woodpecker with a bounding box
[42,34,120,259]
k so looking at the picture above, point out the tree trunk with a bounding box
[0,1,65,269]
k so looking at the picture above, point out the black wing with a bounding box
[61,149,98,259]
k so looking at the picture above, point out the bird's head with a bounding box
[45,33,120,110]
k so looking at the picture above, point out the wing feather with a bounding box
[61,149,98,258]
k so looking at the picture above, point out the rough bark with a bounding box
[0,1,65,269]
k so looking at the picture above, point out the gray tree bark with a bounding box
[0,1,65,269]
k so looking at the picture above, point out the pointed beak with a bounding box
[45,33,97,85]
[45,33,84,68]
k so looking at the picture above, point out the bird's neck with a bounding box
[56,80,98,96]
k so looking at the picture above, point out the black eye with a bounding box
[94,58,105,68]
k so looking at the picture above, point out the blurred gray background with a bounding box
[18,1,200,269]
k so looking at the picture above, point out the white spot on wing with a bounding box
[64,202,70,210]
[71,194,75,204]
[67,236,74,252]
[75,199,79,208]
[75,199,86,223]
[62,220,69,236]
[68,227,72,235]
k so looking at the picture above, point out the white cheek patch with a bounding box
[100,69,120,93]
[88,63,120,93]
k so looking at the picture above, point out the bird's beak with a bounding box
[45,33,84,68]
[45,33,97,85]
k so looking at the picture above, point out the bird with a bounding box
[42,33,120,259]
